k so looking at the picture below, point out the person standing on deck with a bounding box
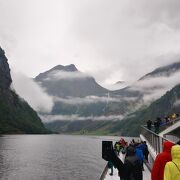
[135,145,144,171]
[164,145,180,180]
[154,120,160,133]
[143,141,149,162]
[147,120,152,130]
[107,161,114,176]
[115,142,121,155]
[124,146,143,180]
[137,141,149,162]
[151,141,174,180]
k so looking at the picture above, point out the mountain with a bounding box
[113,61,180,99]
[0,47,48,134]
[36,65,138,120]
[0,48,12,89]
[36,64,78,81]
[139,61,180,80]
[46,83,180,136]
[44,61,180,136]
[35,64,139,133]
[115,81,125,84]
[109,83,180,136]
[35,64,108,98]
[106,81,127,91]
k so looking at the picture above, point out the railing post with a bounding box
[158,136,160,153]
[140,125,176,155]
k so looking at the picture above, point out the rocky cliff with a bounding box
[0,47,12,89]
[0,47,48,134]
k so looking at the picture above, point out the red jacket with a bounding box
[151,141,174,180]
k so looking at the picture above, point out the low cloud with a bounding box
[103,82,129,91]
[53,95,137,105]
[129,71,180,102]
[54,95,119,104]
[41,114,124,123]
[44,70,90,81]
[11,70,54,113]
[1,0,180,85]
[174,100,180,107]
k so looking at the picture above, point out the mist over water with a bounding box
[0,135,132,180]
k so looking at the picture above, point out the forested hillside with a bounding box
[109,83,180,136]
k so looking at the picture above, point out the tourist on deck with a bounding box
[130,139,135,145]
[107,161,114,176]
[160,117,166,126]
[119,138,127,147]
[151,141,174,180]
[130,139,139,147]
[157,117,162,126]
[114,142,121,155]
[143,141,149,162]
[135,145,144,171]
[119,138,128,154]
[171,113,177,120]
[124,146,143,180]
[147,120,152,130]
[136,141,145,153]
[111,147,124,180]
[165,116,170,124]
[136,141,147,169]
[164,145,180,180]
[154,119,160,133]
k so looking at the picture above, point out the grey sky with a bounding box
[1,0,180,86]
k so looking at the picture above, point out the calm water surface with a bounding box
[0,135,131,180]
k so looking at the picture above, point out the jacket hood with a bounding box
[127,146,136,156]
[171,145,180,161]
[163,141,174,153]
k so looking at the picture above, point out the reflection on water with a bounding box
[0,135,128,180]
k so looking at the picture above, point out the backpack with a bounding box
[124,158,142,180]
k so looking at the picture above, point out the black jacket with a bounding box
[123,147,143,180]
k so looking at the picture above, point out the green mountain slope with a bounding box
[46,84,180,136]
[0,47,48,134]
[109,83,180,136]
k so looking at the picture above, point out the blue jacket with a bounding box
[135,148,144,162]
[137,144,146,153]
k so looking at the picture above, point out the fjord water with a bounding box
[0,135,125,180]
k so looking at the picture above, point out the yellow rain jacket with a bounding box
[171,113,177,119]
[164,145,180,180]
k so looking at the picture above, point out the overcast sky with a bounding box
[1,0,180,86]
